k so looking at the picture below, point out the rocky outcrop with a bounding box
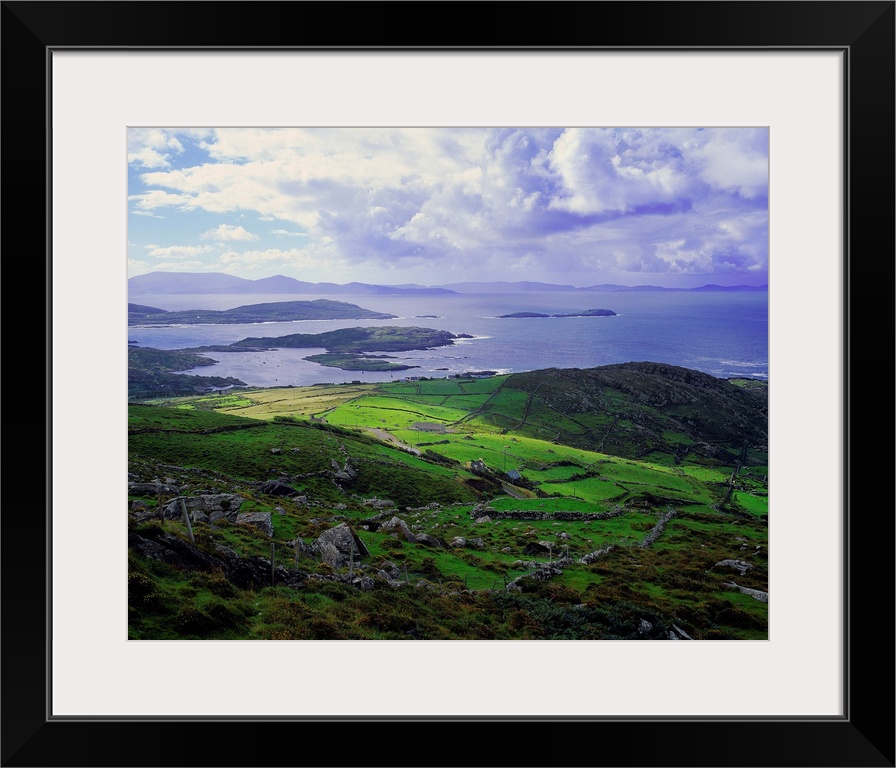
[128,481,180,497]
[135,494,244,524]
[129,528,303,589]
[378,516,416,542]
[235,511,274,538]
[671,623,693,640]
[311,523,370,568]
[448,536,485,549]
[256,479,299,497]
[362,498,395,510]
[377,561,402,583]
[289,538,314,558]
[723,582,768,603]
[713,559,754,575]
[331,459,358,483]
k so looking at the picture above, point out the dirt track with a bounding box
[368,428,421,455]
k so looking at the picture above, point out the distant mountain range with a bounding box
[129,272,768,295]
[437,281,768,293]
[128,272,457,296]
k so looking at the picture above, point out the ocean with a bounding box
[127,291,769,388]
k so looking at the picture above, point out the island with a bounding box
[303,354,419,372]
[203,326,476,372]
[128,299,396,325]
[497,308,617,318]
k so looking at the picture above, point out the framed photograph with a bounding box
[4,2,893,766]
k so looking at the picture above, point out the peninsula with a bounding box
[128,300,396,325]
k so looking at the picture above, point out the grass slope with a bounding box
[130,363,769,640]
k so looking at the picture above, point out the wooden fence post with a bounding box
[348,541,354,580]
[178,499,194,544]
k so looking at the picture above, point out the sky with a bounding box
[127,127,769,288]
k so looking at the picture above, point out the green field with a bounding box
[130,365,768,640]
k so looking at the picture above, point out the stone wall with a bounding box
[637,509,678,547]
[470,508,626,522]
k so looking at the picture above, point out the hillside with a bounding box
[499,362,768,464]
[128,347,246,399]
[129,363,768,641]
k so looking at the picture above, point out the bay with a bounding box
[127,291,769,387]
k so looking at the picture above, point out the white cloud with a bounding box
[213,246,366,282]
[127,128,185,169]
[145,244,213,260]
[127,258,151,277]
[129,190,195,212]
[129,127,767,282]
[218,247,321,269]
[153,260,205,271]
[693,128,768,199]
[200,224,259,242]
[653,239,714,272]
[545,128,694,215]
[134,128,482,226]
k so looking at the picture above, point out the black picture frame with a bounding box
[3,2,893,766]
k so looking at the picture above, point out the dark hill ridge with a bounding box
[578,361,764,406]
[495,362,768,462]
[128,347,247,399]
[128,299,396,325]
[128,303,168,317]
